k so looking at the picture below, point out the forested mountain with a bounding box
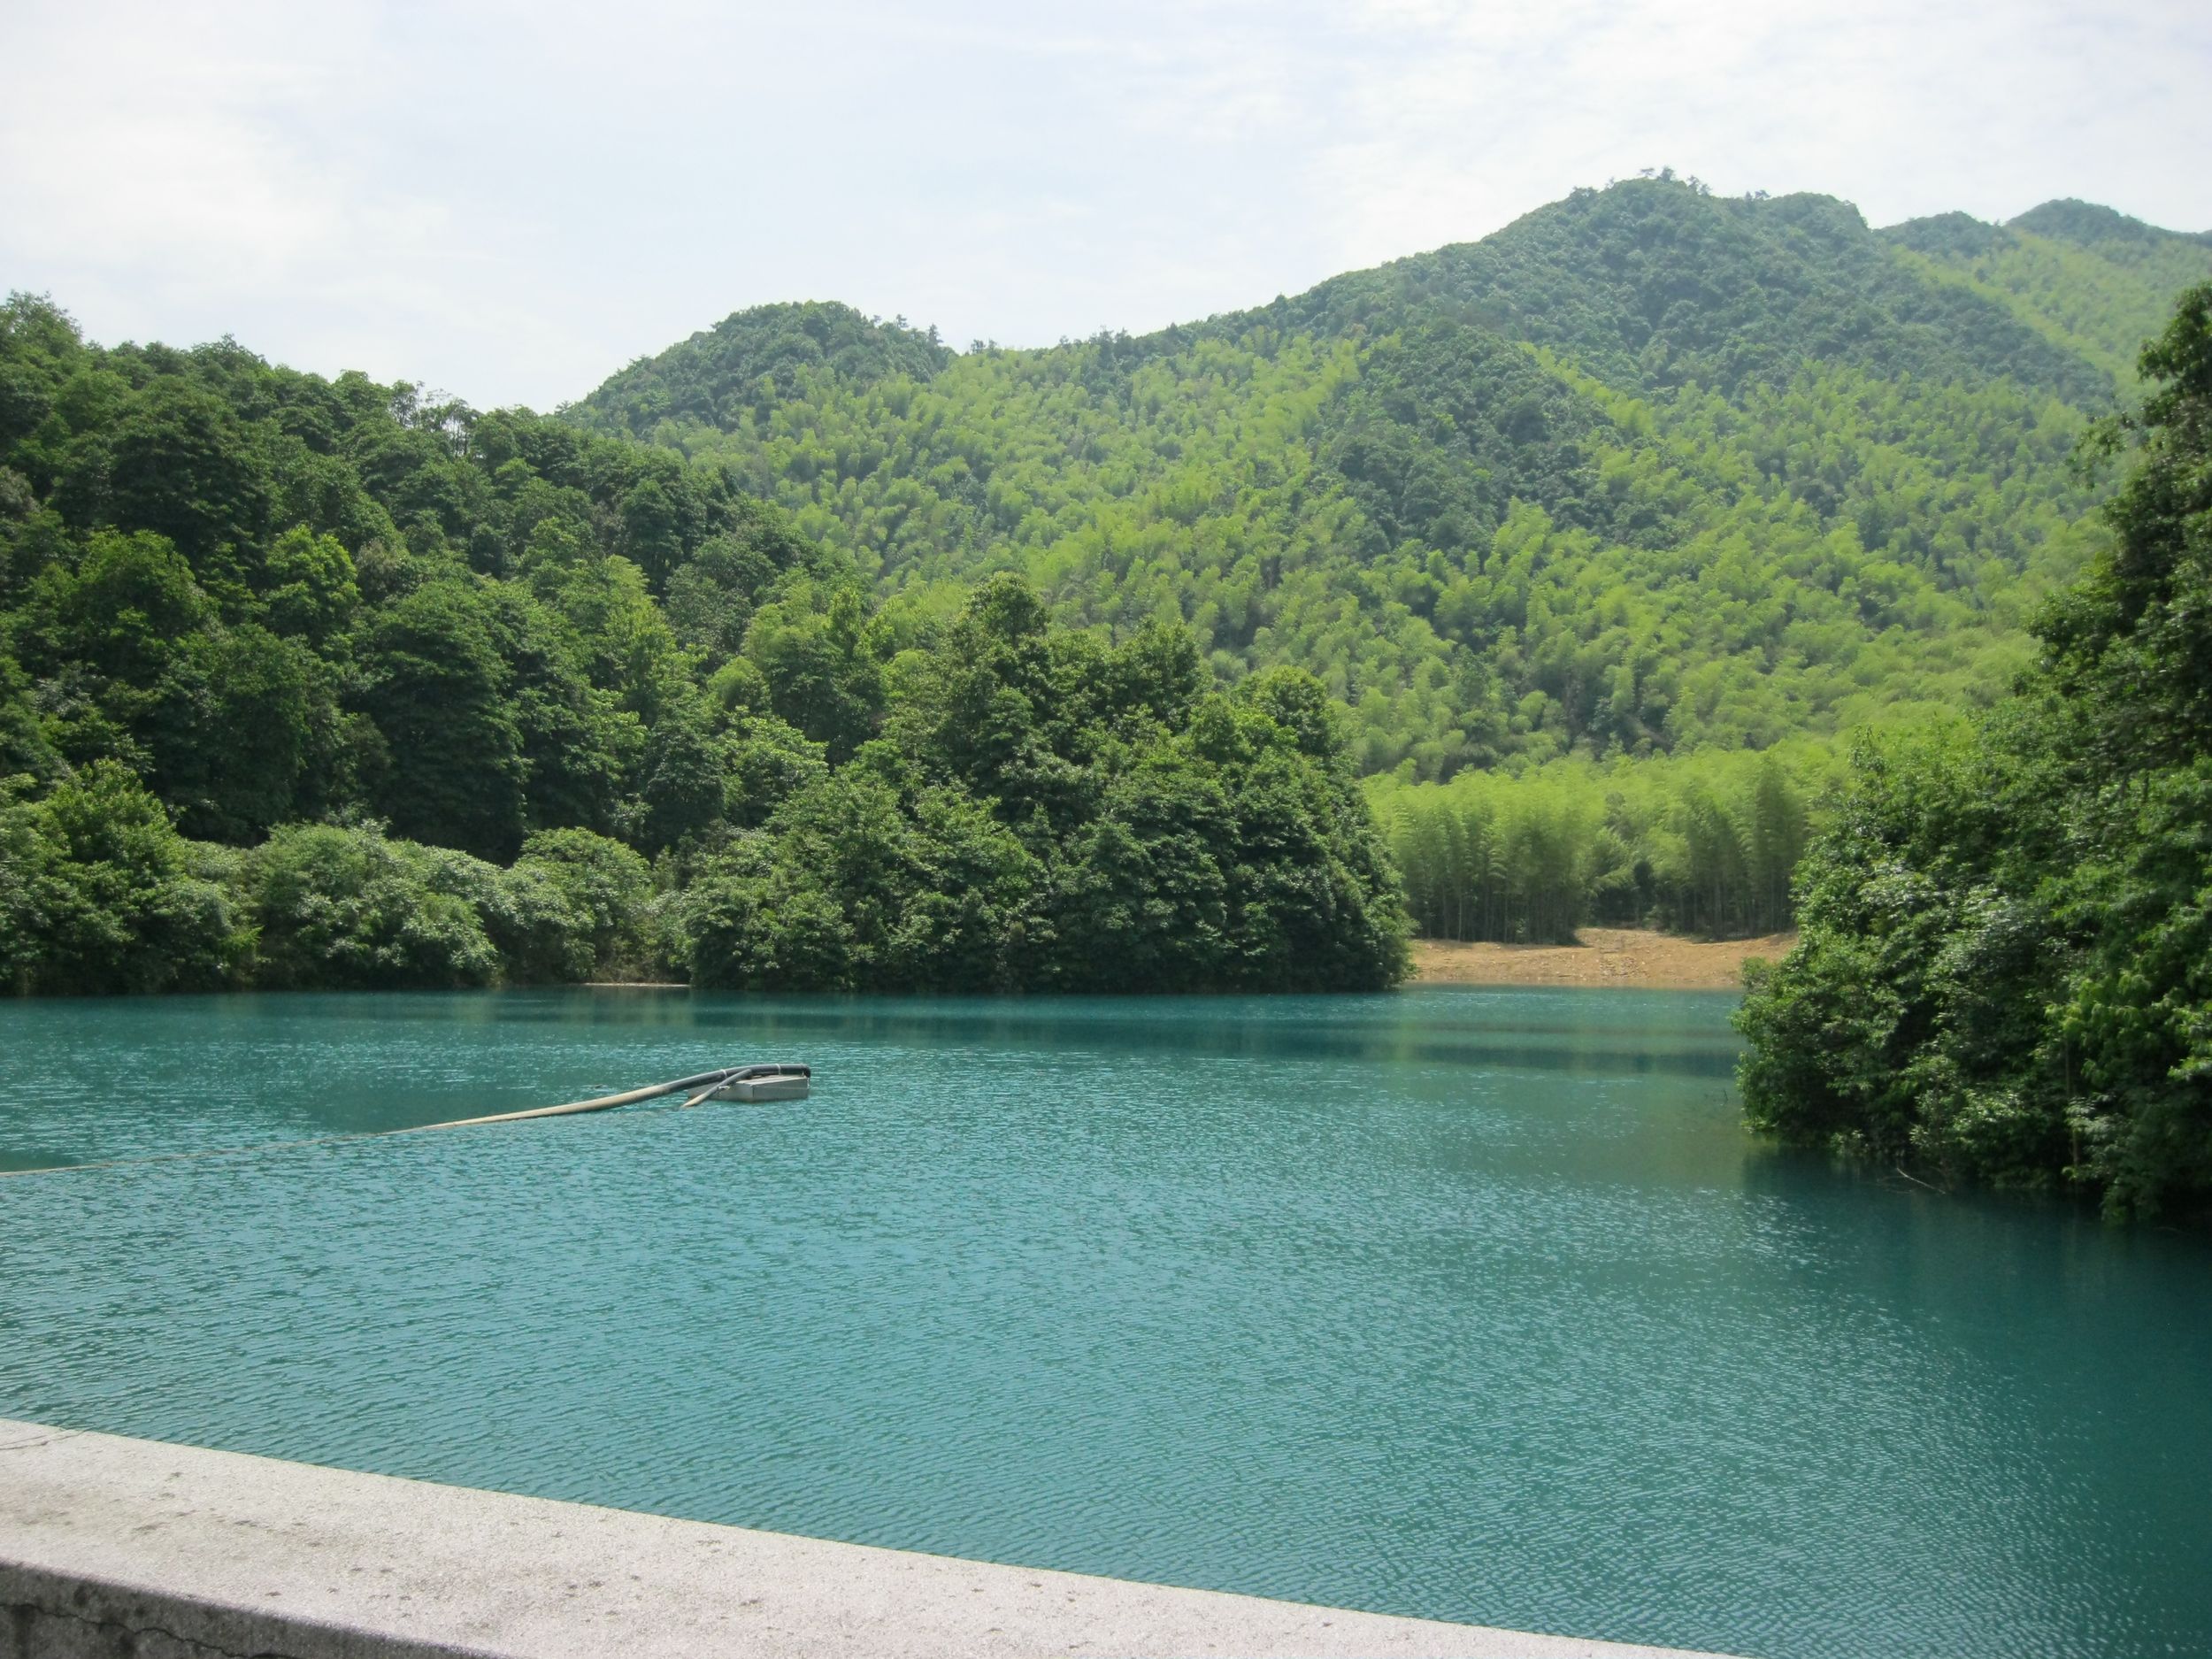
[572,180,2207,780]
[1885,200,2212,387]
[568,178,2207,940]
[2,177,2206,993]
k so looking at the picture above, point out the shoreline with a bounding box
[1409,928,1793,990]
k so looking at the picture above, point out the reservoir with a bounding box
[1,988,2206,1659]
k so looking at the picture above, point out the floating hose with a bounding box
[0,1063,811,1179]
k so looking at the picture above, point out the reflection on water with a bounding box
[1,988,2206,1659]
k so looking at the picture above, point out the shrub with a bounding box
[245,822,500,989]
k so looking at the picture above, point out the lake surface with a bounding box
[2,989,2207,1659]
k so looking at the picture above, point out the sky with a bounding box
[4,0,2208,411]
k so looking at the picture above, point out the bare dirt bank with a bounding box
[1409,928,1795,990]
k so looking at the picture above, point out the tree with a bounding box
[1054,752,1232,991]
[500,828,654,980]
[258,526,359,643]
[1737,285,2212,1217]
[12,529,211,688]
[639,710,729,852]
[746,584,883,762]
[65,379,273,594]
[0,763,244,994]
[480,584,626,836]
[148,622,323,842]
[246,822,502,989]
[353,580,526,860]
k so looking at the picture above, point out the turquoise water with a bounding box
[1,990,2207,1659]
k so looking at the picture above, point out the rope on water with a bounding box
[0,1064,810,1180]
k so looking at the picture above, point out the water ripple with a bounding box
[1,988,2208,1659]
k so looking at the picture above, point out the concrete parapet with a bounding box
[0,1417,1723,1658]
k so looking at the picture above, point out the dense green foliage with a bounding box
[0,764,662,994]
[1371,743,1824,944]
[1737,287,2212,1217]
[0,290,1402,992]
[4,179,2208,989]
[1886,202,2212,388]
[0,764,246,994]
[572,178,2203,939]
[0,288,845,864]
[677,577,1407,992]
[574,180,2208,781]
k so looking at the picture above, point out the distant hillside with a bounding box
[585,301,955,433]
[571,178,2209,776]
[8,176,2208,990]
[1883,198,2212,385]
[1238,185,2114,403]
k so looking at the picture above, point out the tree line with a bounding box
[0,292,1404,994]
[1736,286,2212,1220]
[1370,744,1824,944]
[5,180,2206,999]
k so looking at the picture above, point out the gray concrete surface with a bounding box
[0,1417,1728,1658]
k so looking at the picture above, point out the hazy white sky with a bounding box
[4,1,2207,410]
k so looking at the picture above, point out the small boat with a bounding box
[708,1064,811,1102]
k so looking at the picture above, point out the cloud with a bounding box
[2,0,2205,408]
[1306,0,2212,270]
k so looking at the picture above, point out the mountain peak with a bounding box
[580,300,953,437]
[2009,199,2212,250]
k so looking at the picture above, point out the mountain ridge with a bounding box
[565,177,2209,777]
[5,178,2209,995]
[573,191,2210,430]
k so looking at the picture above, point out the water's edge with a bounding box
[5,989,2208,1659]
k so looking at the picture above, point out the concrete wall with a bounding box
[0,1418,1724,1659]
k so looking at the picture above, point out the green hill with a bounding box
[571,178,2208,785]
[1883,199,2212,387]
[5,177,2208,991]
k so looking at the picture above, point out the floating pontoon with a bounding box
[704,1064,811,1102]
